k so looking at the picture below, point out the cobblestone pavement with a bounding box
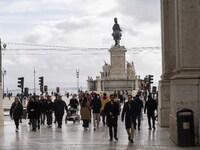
[1,97,199,150]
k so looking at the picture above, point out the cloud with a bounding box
[116,0,160,24]
[2,0,162,92]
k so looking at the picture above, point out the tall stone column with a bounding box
[169,0,200,144]
[109,46,127,79]
[159,0,176,127]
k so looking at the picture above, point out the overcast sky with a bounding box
[0,0,161,93]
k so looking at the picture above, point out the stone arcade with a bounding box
[159,0,200,145]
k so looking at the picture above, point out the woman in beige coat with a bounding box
[80,95,91,130]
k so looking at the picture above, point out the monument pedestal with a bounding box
[87,45,139,94]
[109,46,127,79]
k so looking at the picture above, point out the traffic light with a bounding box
[152,86,157,93]
[148,75,154,84]
[144,76,149,83]
[39,76,44,93]
[44,85,48,92]
[17,77,24,88]
[24,87,29,97]
[17,77,24,93]
[39,76,44,86]
[56,87,60,93]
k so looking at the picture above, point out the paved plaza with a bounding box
[1,97,199,150]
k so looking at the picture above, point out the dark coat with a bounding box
[40,100,47,113]
[134,96,143,115]
[144,98,157,116]
[69,98,79,109]
[27,101,38,119]
[45,100,53,113]
[121,101,137,129]
[10,102,23,120]
[53,100,68,115]
[104,101,119,127]
[90,97,102,113]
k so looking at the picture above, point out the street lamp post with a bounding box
[2,69,6,99]
[0,39,2,100]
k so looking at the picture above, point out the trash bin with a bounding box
[177,108,195,147]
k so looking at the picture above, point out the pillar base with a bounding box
[158,79,170,127]
[170,77,200,145]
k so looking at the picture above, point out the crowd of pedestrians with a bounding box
[9,90,158,143]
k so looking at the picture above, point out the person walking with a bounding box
[45,95,53,128]
[10,96,23,132]
[121,95,138,143]
[80,95,91,131]
[40,96,46,125]
[134,93,143,130]
[90,93,102,131]
[144,94,157,130]
[27,96,39,131]
[53,95,68,128]
[100,93,109,126]
[104,94,120,141]
[69,94,79,109]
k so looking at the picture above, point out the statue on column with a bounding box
[112,17,122,47]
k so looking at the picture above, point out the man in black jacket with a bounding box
[144,94,157,130]
[104,94,120,141]
[53,95,68,128]
[134,93,143,130]
[121,95,137,143]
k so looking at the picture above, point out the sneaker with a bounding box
[153,127,156,130]
[15,128,19,132]
[114,137,118,141]
[109,138,113,141]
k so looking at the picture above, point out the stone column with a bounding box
[109,46,127,79]
[170,0,200,144]
[159,0,176,127]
